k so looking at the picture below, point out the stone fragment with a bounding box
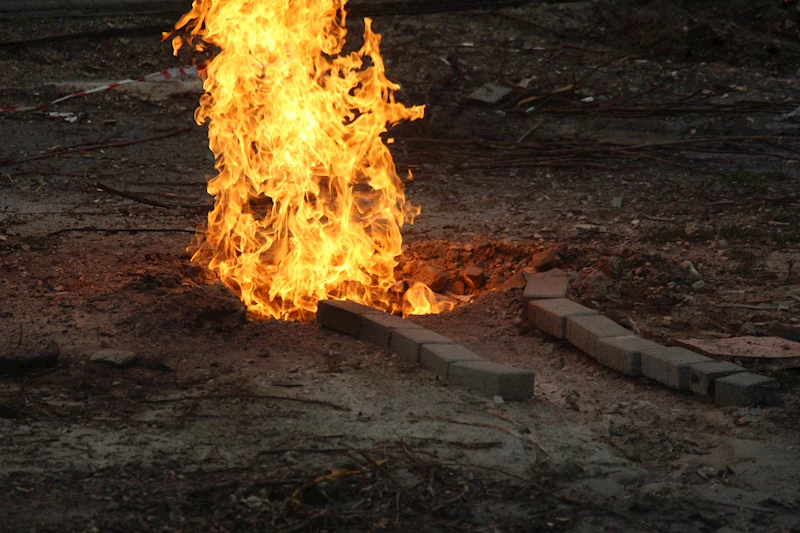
[689,361,746,396]
[448,360,533,400]
[420,344,483,378]
[90,349,139,368]
[611,197,623,208]
[449,280,466,295]
[565,315,632,357]
[640,346,712,389]
[528,298,598,338]
[521,271,572,317]
[467,82,513,105]
[316,299,380,337]
[594,335,663,376]
[716,372,779,406]
[531,248,561,271]
[463,265,485,289]
[360,313,422,348]
[391,328,453,363]
[413,265,448,293]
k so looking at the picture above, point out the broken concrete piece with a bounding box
[391,328,453,363]
[689,361,746,396]
[528,298,598,339]
[90,349,139,368]
[467,82,512,105]
[360,312,422,348]
[594,335,663,376]
[676,335,800,360]
[316,299,380,337]
[448,360,533,400]
[565,314,632,357]
[641,346,712,389]
[0,341,59,373]
[420,344,483,378]
[715,372,779,406]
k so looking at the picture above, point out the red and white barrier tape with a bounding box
[0,64,202,114]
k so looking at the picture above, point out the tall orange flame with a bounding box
[173,0,451,320]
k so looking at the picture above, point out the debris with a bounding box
[449,279,467,295]
[676,336,800,359]
[611,196,623,208]
[691,280,706,291]
[412,264,449,293]
[462,265,485,290]
[0,341,59,373]
[531,248,562,271]
[681,260,700,279]
[766,323,800,343]
[90,349,139,368]
[467,82,513,106]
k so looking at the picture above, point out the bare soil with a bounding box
[1,1,799,531]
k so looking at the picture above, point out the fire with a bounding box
[172,0,453,320]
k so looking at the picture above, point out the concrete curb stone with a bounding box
[391,328,454,363]
[593,335,663,376]
[316,299,382,336]
[641,346,713,389]
[689,361,746,396]
[528,298,599,338]
[565,314,632,357]
[360,313,422,347]
[716,372,779,406]
[448,360,534,400]
[420,344,483,378]
[522,271,571,318]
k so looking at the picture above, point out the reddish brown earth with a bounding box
[1,1,799,531]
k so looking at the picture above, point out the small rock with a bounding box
[681,260,700,279]
[449,280,467,295]
[413,264,448,293]
[611,197,623,208]
[468,82,513,106]
[463,265,485,289]
[691,280,706,291]
[740,322,758,335]
[90,349,139,368]
[685,222,698,236]
[531,248,562,271]
[492,395,505,405]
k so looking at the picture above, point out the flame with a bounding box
[173,0,453,320]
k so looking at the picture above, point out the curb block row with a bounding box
[317,300,534,400]
[524,273,779,406]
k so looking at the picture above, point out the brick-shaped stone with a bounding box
[640,346,712,389]
[316,300,380,336]
[360,313,421,347]
[594,335,663,376]
[391,328,453,363]
[521,272,571,318]
[448,360,534,400]
[565,315,632,356]
[420,344,483,378]
[528,298,598,339]
[716,372,779,406]
[689,361,746,396]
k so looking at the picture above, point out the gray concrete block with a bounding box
[448,360,534,400]
[528,298,598,339]
[689,361,746,396]
[716,372,779,406]
[522,271,571,318]
[420,344,483,378]
[390,328,453,363]
[359,313,421,348]
[565,314,632,356]
[593,335,663,376]
[640,346,713,389]
[316,299,380,337]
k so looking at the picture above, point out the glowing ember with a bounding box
[172,0,452,320]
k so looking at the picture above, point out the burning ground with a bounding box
[1,0,800,531]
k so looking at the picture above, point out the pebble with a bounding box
[611,197,623,208]
[691,280,706,291]
[90,349,139,368]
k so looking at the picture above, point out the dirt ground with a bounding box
[1,1,799,531]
